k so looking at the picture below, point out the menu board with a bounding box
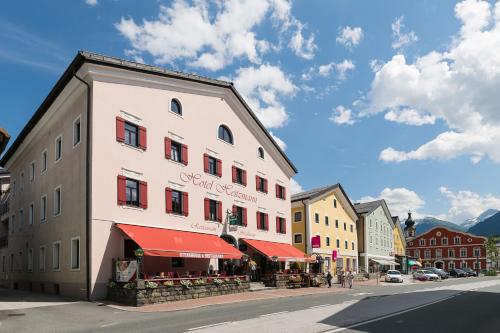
[115,260,137,282]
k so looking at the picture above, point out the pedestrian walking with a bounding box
[326,271,332,288]
[347,270,354,289]
[340,270,345,288]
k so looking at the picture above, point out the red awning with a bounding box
[241,238,308,262]
[116,224,243,259]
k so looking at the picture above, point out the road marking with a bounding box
[259,311,289,317]
[309,304,332,309]
[100,322,117,328]
[348,292,372,296]
[322,294,456,333]
[187,322,232,331]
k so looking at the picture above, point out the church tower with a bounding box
[404,211,416,241]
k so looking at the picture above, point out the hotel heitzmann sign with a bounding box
[179,172,258,203]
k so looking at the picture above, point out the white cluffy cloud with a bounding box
[290,178,304,194]
[329,105,355,125]
[269,131,287,150]
[439,187,500,222]
[391,16,418,51]
[115,0,316,71]
[302,59,355,81]
[336,26,364,49]
[85,0,98,6]
[384,108,436,126]
[230,64,297,128]
[361,0,500,164]
[359,187,425,219]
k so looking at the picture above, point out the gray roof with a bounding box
[392,216,400,223]
[291,185,335,202]
[353,199,386,214]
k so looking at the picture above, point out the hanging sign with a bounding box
[311,236,321,248]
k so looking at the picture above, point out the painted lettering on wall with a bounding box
[190,222,219,232]
[180,172,258,203]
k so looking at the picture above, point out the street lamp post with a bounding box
[476,255,480,277]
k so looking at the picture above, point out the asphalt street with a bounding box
[1,276,499,333]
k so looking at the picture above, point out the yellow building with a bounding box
[392,216,406,256]
[291,184,359,274]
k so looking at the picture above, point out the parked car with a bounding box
[449,268,467,278]
[461,267,478,277]
[425,267,449,279]
[413,270,439,281]
[385,270,404,283]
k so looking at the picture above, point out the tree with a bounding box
[485,237,499,271]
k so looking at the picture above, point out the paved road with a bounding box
[1,277,499,332]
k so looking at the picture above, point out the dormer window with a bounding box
[171,99,182,116]
[258,147,264,159]
[218,125,233,144]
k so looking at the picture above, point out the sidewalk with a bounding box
[106,283,373,313]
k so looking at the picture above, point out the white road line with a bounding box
[309,304,332,309]
[259,311,289,317]
[348,292,372,296]
[100,322,118,328]
[322,294,456,333]
[187,322,232,331]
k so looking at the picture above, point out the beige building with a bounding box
[0,51,301,300]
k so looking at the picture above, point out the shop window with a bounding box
[218,125,233,144]
[232,166,247,186]
[171,99,182,116]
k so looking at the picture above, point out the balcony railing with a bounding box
[0,190,10,215]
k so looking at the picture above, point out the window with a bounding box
[325,216,329,226]
[257,212,268,230]
[171,99,182,115]
[10,215,15,234]
[442,237,448,245]
[414,249,420,258]
[204,154,221,177]
[276,217,286,234]
[258,147,264,159]
[436,249,442,258]
[233,206,246,226]
[205,199,222,222]
[28,249,33,272]
[54,186,61,216]
[460,248,467,257]
[343,222,346,231]
[124,122,138,147]
[326,237,330,246]
[165,189,188,216]
[448,249,455,257]
[28,203,34,225]
[352,242,355,250]
[40,195,47,222]
[461,261,467,268]
[256,176,267,193]
[171,141,181,162]
[30,161,35,182]
[18,251,23,272]
[333,199,337,208]
[126,179,139,207]
[350,224,353,232]
[232,166,246,186]
[454,236,461,245]
[2,256,5,273]
[41,150,47,173]
[218,125,233,144]
[336,239,340,248]
[10,254,14,272]
[430,238,436,246]
[172,258,184,268]
[55,135,62,161]
[335,219,339,228]
[52,242,61,271]
[424,250,431,259]
[39,246,46,272]
[294,212,302,222]
[71,237,80,270]
[473,248,481,257]
[449,262,455,270]
[275,184,286,199]
[424,262,431,268]
[419,239,425,246]
[19,209,23,229]
[344,240,348,250]
[474,261,480,269]
[294,234,303,244]
[315,213,319,223]
[73,116,81,147]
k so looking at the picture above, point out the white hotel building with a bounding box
[0,51,303,300]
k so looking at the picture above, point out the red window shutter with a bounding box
[216,159,222,177]
[138,126,147,150]
[243,208,247,226]
[256,176,260,191]
[283,218,287,234]
[117,175,126,205]
[165,188,173,213]
[256,211,260,229]
[232,166,237,183]
[283,187,286,200]
[264,179,268,193]
[264,213,269,230]
[182,192,189,216]
[276,216,279,233]
[203,154,209,173]
[139,181,148,209]
[181,144,188,166]
[232,205,237,216]
[204,198,210,220]
[275,184,279,198]
[242,170,247,186]
[217,201,222,222]
[116,117,125,143]
[164,138,171,159]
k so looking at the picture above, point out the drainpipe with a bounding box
[73,72,92,301]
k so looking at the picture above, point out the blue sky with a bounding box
[2,0,500,223]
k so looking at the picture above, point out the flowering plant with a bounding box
[234,277,243,286]
[180,279,192,289]
[123,282,136,289]
[145,281,158,289]
[107,281,117,288]
[194,279,206,286]
[163,281,174,287]
[212,278,224,286]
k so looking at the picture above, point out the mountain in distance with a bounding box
[467,211,500,237]
[401,217,466,236]
[461,209,499,230]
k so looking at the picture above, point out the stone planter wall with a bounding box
[108,281,250,306]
